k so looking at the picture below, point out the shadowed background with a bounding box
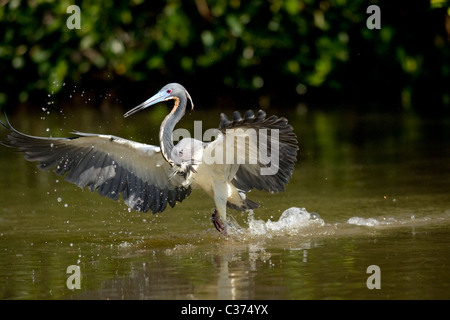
[0,0,449,115]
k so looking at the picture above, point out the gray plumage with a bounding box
[1,83,299,233]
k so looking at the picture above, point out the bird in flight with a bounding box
[1,83,298,233]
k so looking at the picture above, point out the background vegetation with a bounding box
[1,0,449,114]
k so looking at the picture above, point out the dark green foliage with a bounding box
[1,0,449,113]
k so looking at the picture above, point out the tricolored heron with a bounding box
[0,83,298,233]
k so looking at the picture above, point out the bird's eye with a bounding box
[166,89,172,94]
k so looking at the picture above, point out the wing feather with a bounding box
[206,110,298,193]
[0,119,191,213]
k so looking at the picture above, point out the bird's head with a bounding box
[124,83,194,118]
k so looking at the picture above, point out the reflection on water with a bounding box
[1,104,450,299]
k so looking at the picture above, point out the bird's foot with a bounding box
[212,209,226,234]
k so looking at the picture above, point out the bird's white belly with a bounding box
[191,162,223,196]
[192,160,244,207]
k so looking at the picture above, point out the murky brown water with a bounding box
[1,104,449,299]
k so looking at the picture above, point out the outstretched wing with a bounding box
[0,119,191,213]
[205,110,298,193]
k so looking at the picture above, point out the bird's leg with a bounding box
[212,181,228,234]
[212,209,225,233]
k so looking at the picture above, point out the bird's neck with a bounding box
[159,97,184,166]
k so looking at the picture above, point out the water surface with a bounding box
[1,104,449,299]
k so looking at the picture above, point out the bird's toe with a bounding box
[211,209,226,234]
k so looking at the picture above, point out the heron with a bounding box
[0,83,298,233]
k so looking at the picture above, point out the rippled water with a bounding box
[1,104,449,299]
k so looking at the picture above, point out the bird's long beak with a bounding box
[124,90,169,118]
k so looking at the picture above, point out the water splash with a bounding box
[347,217,382,227]
[347,216,400,227]
[228,207,325,237]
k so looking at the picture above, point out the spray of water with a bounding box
[226,207,325,238]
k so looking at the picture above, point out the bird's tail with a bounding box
[227,198,259,211]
